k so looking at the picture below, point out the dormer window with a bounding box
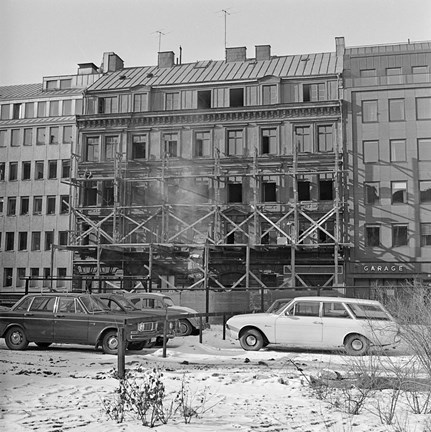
[165,92,179,110]
[98,97,118,114]
[262,85,277,105]
[197,90,211,109]
[229,88,244,107]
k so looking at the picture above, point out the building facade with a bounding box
[0,62,104,291]
[344,41,431,289]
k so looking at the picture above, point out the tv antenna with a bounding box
[153,30,167,52]
[221,9,230,49]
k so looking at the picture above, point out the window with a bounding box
[365,182,380,204]
[30,296,55,312]
[262,85,277,105]
[317,125,333,152]
[363,140,379,163]
[0,198,2,213]
[421,223,431,246]
[261,128,277,155]
[60,195,69,213]
[9,162,18,181]
[17,268,26,288]
[30,268,40,288]
[62,100,72,115]
[104,136,118,160]
[227,130,243,155]
[0,162,4,180]
[86,137,99,161]
[131,135,147,159]
[12,103,22,119]
[297,178,311,201]
[413,66,428,74]
[420,181,431,203]
[35,161,44,179]
[366,225,380,247]
[36,127,46,145]
[49,100,59,116]
[418,138,431,160]
[60,79,72,89]
[33,196,42,214]
[48,160,57,179]
[392,224,408,247]
[416,97,431,120]
[7,197,16,216]
[360,69,376,77]
[84,182,97,206]
[0,130,6,147]
[46,80,57,90]
[164,133,179,157]
[75,99,83,115]
[386,67,402,84]
[303,83,326,102]
[165,93,179,110]
[19,232,28,251]
[25,102,34,118]
[229,88,244,107]
[6,232,15,251]
[291,301,320,317]
[98,96,118,114]
[390,139,406,162]
[63,126,73,144]
[102,181,114,206]
[391,181,407,204]
[61,160,70,178]
[319,177,333,201]
[295,126,312,152]
[11,129,20,147]
[228,183,242,203]
[20,197,29,215]
[362,100,378,122]
[1,105,9,119]
[59,231,68,246]
[45,231,54,251]
[3,269,13,287]
[133,93,148,112]
[37,101,46,117]
[197,90,211,109]
[46,196,56,214]
[389,99,405,121]
[194,131,211,157]
[261,181,277,202]
[22,161,31,180]
[49,126,59,144]
[31,232,41,251]
[23,128,32,146]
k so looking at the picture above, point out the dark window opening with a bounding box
[198,90,211,109]
[303,85,311,102]
[84,182,97,206]
[319,180,333,201]
[102,182,114,206]
[229,88,244,107]
[262,183,277,202]
[298,181,311,201]
[228,183,242,203]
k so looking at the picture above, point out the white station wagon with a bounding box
[226,296,400,355]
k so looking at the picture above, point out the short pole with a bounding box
[162,313,168,358]
[117,326,126,379]
[199,316,203,344]
[222,313,226,340]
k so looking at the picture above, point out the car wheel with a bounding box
[178,319,193,336]
[127,342,146,351]
[239,328,264,351]
[5,326,29,350]
[35,342,52,348]
[102,330,119,355]
[344,334,370,356]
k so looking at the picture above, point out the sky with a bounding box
[0,0,430,86]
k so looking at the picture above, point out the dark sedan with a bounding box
[0,293,162,354]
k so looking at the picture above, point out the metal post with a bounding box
[162,309,168,358]
[117,325,126,379]
[222,313,226,340]
[199,316,203,344]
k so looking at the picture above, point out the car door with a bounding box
[23,296,55,342]
[275,300,323,346]
[54,297,89,344]
[321,301,356,347]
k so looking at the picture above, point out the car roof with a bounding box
[123,292,168,299]
[291,296,381,305]
[24,292,84,298]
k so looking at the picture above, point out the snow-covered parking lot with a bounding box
[1,325,430,432]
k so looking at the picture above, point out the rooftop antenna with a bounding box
[153,30,166,52]
[221,9,230,49]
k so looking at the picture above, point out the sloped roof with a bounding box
[0,83,83,101]
[88,51,342,92]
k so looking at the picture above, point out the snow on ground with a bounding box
[0,326,429,432]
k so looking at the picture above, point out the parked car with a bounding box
[0,293,163,354]
[226,296,401,355]
[92,293,180,346]
[117,292,202,336]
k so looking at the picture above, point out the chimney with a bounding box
[226,47,247,62]
[158,51,175,68]
[102,52,124,73]
[77,63,99,75]
[255,45,271,61]
[335,37,345,56]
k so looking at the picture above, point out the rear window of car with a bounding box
[322,302,351,318]
[346,303,391,320]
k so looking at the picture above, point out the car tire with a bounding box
[178,319,193,336]
[239,328,264,351]
[5,326,29,350]
[127,342,146,351]
[35,342,52,348]
[102,330,119,355]
[344,334,370,356]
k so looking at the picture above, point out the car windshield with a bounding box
[80,296,110,313]
[163,297,175,307]
[267,299,292,314]
[113,297,137,311]
[346,303,391,321]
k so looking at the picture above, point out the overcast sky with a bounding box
[1,0,430,86]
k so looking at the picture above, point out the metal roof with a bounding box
[0,83,83,102]
[88,51,342,92]
[346,41,431,56]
